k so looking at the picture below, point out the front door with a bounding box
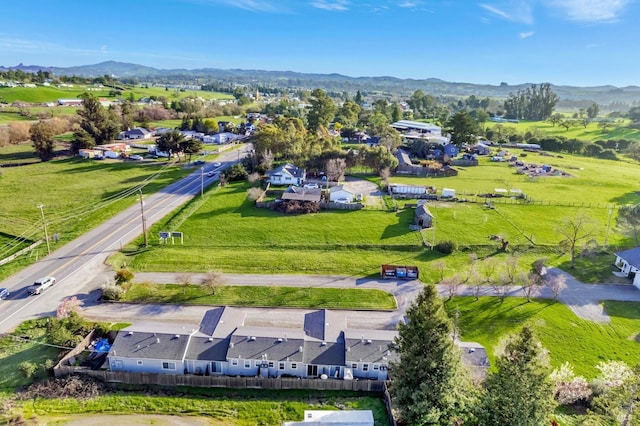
[307,364,318,377]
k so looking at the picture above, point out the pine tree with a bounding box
[479,326,555,425]
[391,284,475,425]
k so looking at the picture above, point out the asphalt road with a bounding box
[0,145,250,333]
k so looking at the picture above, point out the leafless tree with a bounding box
[521,272,543,302]
[493,274,511,301]
[260,149,274,170]
[380,167,391,189]
[441,274,462,301]
[547,273,567,301]
[176,272,193,294]
[480,258,497,284]
[463,253,478,283]
[201,270,225,295]
[247,187,264,201]
[325,158,347,183]
[247,172,261,187]
[433,260,447,283]
[557,213,597,268]
[504,255,519,284]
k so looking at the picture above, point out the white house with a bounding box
[120,128,152,140]
[267,164,306,186]
[329,185,354,203]
[614,248,640,289]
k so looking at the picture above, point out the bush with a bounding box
[114,268,134,285]
[19,361,38,379]
[102,285,124,301]
[435,240,458,254]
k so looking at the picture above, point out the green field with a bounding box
[148,115,245,129]
[0,145,196,279]
[484,119,640,142]
[121,283,397,310]
[0,85,232,104]
[446,297,640,378]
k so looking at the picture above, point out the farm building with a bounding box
[441,188,456,198]
[471,143,491,155]
[119,127,152,140]
[391,120,441,135]
[389,184,427,196]
[415,201,433,228]
[282,186,322,203]
[329,185,354,203]
[267,164,306,186]
[395,149,415,174]
[614,248,640,289]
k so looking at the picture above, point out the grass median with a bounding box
[120,282,398,310]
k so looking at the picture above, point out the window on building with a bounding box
[137,360,143,365]
[244,361,251,368]
[162,362,176,370]
[279,362,285,370]
[268,362,274,368]
[362,364,369,372]
[231,359,238,366]
[291,363,297,369]
[373,364,379,370]
[351,363,358,369]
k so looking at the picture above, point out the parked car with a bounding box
[303,183,319,189]
[0,288,9,300]
[27,277,56,295]
[129,155,143,161]
[213,162,221,167]
[194,159,205,165]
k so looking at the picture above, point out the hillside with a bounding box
[2,61,640,104]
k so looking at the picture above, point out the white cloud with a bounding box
[310,0,350,11]
[399,1,418,7]
[543,0,632,22]
[479,2,534,24]
[519,31,535,38]
[190,0,284,13]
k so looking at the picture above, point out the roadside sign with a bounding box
[171,231,184,245]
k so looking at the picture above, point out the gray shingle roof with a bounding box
[267,163,305,179]
[110,331,191,360]
[227,326,306,362]
[303,341,345,366]
[303,309,346,342]
[616,247,640,269]
[344,329,397,363]
[199,307,245,338]
[185,336,230,361]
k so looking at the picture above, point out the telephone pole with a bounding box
[139,189,148,247]
[37,204,51,255]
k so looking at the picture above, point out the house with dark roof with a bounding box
[282,186,322,203]
[119,127,152,140]
[415,202,433,228]
[614,247,640,289]
[267,164,306,186]
[395,149,415,174]
[344,329,397,380]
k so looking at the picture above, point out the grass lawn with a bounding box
[0,330,60,389]
[445,297,640,378]
[0,146,192,280]
[148,115,245,129]
[121,283,397,310]
[15,388,388,426]
[483,119,640,142]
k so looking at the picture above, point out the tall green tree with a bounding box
[391,284,475,425]
[445,111,479,147]
[156,129,186,160]
[617,204,640,246]
[479,326,555,426]
[307,88,336,132]
[72,92,120,152]
[503,83,558,120]
[30,121,56,161]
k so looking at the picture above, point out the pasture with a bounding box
[483,119,640,142]
[446,297,640,379]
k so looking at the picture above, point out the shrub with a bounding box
[435,240,458,254]
[114,268,134,285]
[19,361,38,379]
[102,285,124,301]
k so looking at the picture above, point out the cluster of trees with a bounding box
[503,83,558,120]
[392,284,640,425]
[155,129,202,162]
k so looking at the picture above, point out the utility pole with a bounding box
[37,204,51,255]
[138,189,148,247]
[604,206,614,248]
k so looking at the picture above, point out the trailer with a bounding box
[381,264,419,280]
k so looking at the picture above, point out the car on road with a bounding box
[27,277,56,295]
[194,159,206,165]
[213,162,221,167]
[0,288,9,300]
[206,171,216,177]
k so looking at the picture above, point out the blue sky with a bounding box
[0,0,638,87]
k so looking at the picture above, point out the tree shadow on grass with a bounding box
[602,300,640,320]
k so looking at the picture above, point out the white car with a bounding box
[130,155,143,161]
[27,276,56,295]
[213,162,222,167]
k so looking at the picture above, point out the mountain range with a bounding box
[2,61,639,106]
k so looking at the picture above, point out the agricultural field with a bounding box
[446,297,640,379]
[120,149,638,282]
[483,119,640,142]
[0,144,194,280]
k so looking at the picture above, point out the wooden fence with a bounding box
[0,240,43,267]
[55,368,386,392]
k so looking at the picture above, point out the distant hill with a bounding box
[2,61,640,105]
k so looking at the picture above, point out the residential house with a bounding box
[282,186,322,203]
[614,248,640,289]
[267,164,306,186]
[415,202,433,228]
[57,98,83,106]
[329,186,354,203]
[120,127,152,140]
[391,120,441,135]
[344,329,396,381]
[471,143,491,155]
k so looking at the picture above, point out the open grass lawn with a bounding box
[0,331,60,389]
[123,86,234,101]
[121,283,397,310]
[15,389,388,426]
[484,119,640,142]
[446,297,640,378]
[0,146,192,279]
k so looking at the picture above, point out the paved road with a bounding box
[0,146,250,333]
[79,267,640,331]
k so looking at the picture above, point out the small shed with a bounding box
[329,185,354,203]
[442,188,456,198]
[415,202,433,228]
